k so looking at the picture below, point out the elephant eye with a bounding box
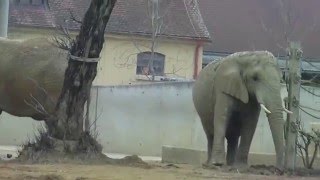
[253,74,259,81]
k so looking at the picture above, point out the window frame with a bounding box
[136,51,165,76]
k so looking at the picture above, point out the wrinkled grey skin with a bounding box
[192,51,288,170]
[0,37,67,121]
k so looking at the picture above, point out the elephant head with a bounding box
[214,51,291,168]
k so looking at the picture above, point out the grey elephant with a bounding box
[192,51,292,170]
[0,37,67,121]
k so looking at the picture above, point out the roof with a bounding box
[203,52,320,73]
[198,0,320,59]
[8,0,211,41]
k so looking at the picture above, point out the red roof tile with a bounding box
[198,0,320,59]
[9,0,211,41]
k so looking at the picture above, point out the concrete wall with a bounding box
[1,82,320,157]
[7,27,200,86]
[88,82,200,156]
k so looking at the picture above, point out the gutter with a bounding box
[193,41,203,79]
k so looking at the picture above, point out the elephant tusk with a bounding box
[260,104,271,114]
[283,107,293,114]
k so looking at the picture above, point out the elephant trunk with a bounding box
[266,109,285,169]
[264,93,286,169]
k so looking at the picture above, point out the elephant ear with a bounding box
[215,63,249,104]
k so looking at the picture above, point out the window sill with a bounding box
[135,75,189,82]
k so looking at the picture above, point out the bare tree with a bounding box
[47,0,117,149]
[117,0,190,81]
[260,0,320,54]
[296,120,320,169]
[147,0,163,80]
[259,0,320,170]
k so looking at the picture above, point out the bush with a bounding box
[296,121,320,169]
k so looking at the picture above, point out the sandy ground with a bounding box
[0,162,320,180]
[1,146,320,179]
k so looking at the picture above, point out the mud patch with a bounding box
[114,155,151,168]
[247,165,320,177]
[203,164,320,177]
[8,128,151,169]
[8,151,151,169]
[9,174,64,180]
[291,167,320,177]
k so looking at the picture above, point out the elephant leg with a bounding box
[205,132,214,165]
[199,115,214,166]
[226,114,241,166]
[226,134,239,166]
[211,94,232,166]
[235,107,260,166]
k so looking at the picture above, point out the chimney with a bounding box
[0,0,9,38]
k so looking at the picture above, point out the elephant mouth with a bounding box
[260,103,292,114]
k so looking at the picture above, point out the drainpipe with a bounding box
[193,41,202,79]
[0,0,9,38]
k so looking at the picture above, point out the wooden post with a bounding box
[285,41,302,170]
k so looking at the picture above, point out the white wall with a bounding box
[1,82,320,157]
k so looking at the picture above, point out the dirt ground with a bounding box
[0,161,320,180]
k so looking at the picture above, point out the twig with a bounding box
[309,145,318,168]
[26,78,55,107]
[89,107,103,129]
[69,10,82,24]
[51,24,74,51]
[24,94,49,116]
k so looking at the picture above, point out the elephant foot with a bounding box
[202,161,210,168]
[212,162,224,166]
[275,163,284,174]
[229,162,250,172]
[202,163,224,170]
[202,158,212,167]
[202,162,224,169]
[211,156,225,167]
[202,160,225,169]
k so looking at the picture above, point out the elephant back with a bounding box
[192,60,222,118]
[7,37,68,95]
[197,59,223,86]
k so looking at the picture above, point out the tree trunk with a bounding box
[46,0,117,141]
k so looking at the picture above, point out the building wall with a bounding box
[7,27,201,86]
[1,82,320,157]
[95,35,198,85]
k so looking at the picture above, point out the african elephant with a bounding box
[192,51,292,170]
[0,37,67,121]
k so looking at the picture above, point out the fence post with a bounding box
[285,41,302,170]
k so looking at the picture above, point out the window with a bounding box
[136,52,165,76]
